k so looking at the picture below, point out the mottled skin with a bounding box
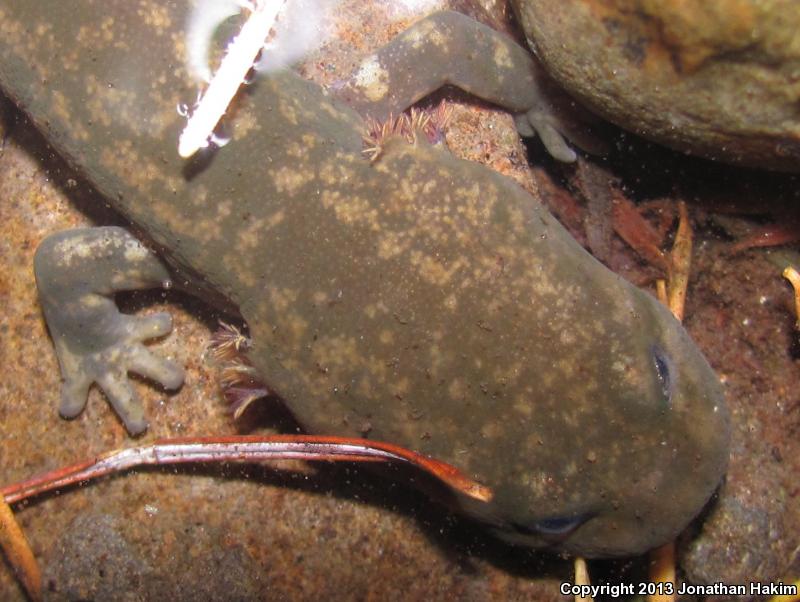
[0,1,729,557]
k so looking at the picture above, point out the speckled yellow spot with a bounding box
[284,312,309,344]
[232,106,261,140]
[99,16,116,43]
[513,397,533,418]
[100,140,168,196]
[270,287,299,313]
[392,377,410,398]
[278,100,300,125]
[238,217,265,251]
[312,335,360,372]
[331,195,380,229]
[404,24,427,50]
[194,217,223,241]
[272,166,312,196]
[448,377,466,401]
[559,330,577,345]
[410,251,464,285]
[377,232,409,260]
[50,90,89,141]
[221,251,256,289]
[363,301,390,319]
[138,0,172,33]
[353,56,389,102]
[285,141,306,159]
[123,239,151,262]
[480,421,503,439]
[493,42,513,69]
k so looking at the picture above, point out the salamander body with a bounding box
[0,2,729,557]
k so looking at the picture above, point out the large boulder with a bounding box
[513,0,800,172]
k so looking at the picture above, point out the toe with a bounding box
[526,111,577,163]
[59,373,92,419]
[129,312,174,340]
[97,372,148,435]
[129,346,185,390]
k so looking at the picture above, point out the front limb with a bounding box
[335,10,601,163]
[34,227,185,435]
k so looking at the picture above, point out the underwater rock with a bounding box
[43,513,263,602]
[512,0,800,171]
[682,484,788,592]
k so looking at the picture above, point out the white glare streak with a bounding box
[185,0,245,83]
[255,0,338,74]
[387,0,439,17]
[179,0,286,158]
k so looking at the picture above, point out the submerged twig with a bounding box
[666,201,693,322]
[0,499,41,601]
[655,201,692,323]
[782,265,800,330]
[573,556,593,602]
[648,541,676,602]
[0,434,492,505]
[611,193,670,273]
[767,579,800,602]
[0,434,490,597]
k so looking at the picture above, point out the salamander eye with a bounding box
[510,513,591,538]
[651,345,673,406]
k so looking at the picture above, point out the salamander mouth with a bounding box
[490,510,597,547]
[512,512,593,539]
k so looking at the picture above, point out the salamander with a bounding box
[0,2,729,557]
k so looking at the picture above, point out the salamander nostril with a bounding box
[651,345,673,406]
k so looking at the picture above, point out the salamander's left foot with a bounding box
[34,227,185,435]
[514,94,610,164]
[515,109,578,163]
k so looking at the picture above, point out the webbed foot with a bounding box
[34,227,184,435]
[514,89,610,164]
[515,109,578,163]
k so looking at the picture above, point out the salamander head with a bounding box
[469,287,730,558]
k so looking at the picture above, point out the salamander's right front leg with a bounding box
[34,227,185,435]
